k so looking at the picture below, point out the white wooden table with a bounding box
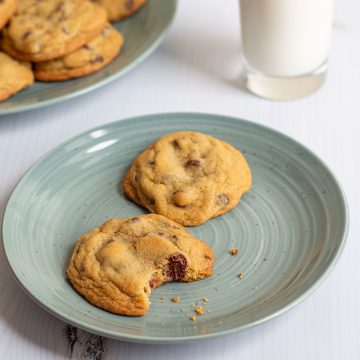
[1,0,359,359]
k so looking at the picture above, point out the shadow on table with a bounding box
[158,26,249,94]
[105,319,282,358]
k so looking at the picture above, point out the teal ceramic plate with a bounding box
[2,113,348,343]
[0,0,176,115]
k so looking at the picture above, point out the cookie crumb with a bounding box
[229,248,238,255]
[171,296,180,303]
[195,306,204,315]
[202,298,209,305]
[190,315,196,321]
[238,272,244,280]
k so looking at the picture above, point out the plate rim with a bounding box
[0,0,177,116]
[1,112,349,343]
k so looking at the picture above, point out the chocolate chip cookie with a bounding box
[34,24,123,81]
[91,0,146,22]
[123,132,252,226]
[0,52,34,101]
[67,214,214,316]
[0,0,16,31]
[2,0,107,62]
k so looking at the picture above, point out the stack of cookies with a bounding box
[0,0,146,101]
[67,132,252,316]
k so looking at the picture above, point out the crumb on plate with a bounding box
[229,248,238,255]
[195,306,204,315]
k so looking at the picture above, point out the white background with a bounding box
[1,0,359,359]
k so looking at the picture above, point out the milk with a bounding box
[240,0,334,77]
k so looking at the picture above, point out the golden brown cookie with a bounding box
[91,0,146,22]
[2,0,107,62]
[123,132,252,226]
[0,0,16,31]
[33,24,124,81]
[67,214,214,316]
[0,51,34,101]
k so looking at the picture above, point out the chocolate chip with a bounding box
[96,55,104,63]
[172,235,178,240]
[204,255,212,260]
[160,221,170,228]
[91,55,104,64]
[172,140,180,149]
[22,31,32,39]
[149,198,155,206]
[149,160,155,165]
[54,2,64,12]
[84,44,92,51]
[62,26,69,35]
[217,194,229,206]
[107,239,114,244]
[186,159,201,167]
[147,231,167,238]
[130,217,141,222]
[167,254,187,281]
[125,0,134,9]
[46,2,64,20]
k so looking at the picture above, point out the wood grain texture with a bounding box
[0,0,359,359]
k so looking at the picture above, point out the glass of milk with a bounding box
[239,0,334,100]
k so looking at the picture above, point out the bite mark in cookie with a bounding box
[67,214,214,316]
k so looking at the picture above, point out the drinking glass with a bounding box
[239,0,334,100]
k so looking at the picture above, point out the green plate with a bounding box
[2,113,348,343]
[0,0,176,115]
